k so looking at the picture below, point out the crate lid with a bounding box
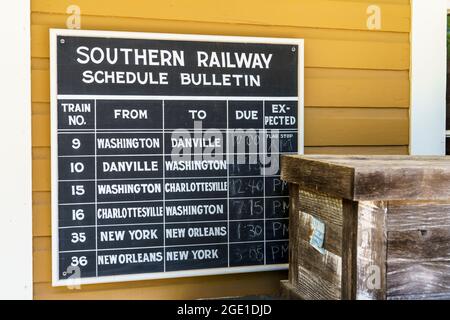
[281,155,450,201]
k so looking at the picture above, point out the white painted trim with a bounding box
[0,2,33,299]
[410,0,447,155]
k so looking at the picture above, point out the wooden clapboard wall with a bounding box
[31,0,410,299]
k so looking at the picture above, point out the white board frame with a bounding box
[50,28,304,286]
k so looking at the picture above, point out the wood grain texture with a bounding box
[387,201,450,232]
[356,201,387,300]
[298,189,343,227]
[281,156,354,199]
[387,261,450,297]
[288,184,300,285]
[296,239,342,294]
[296,265,341,300]
[388,228,450,261]
[354,167,450,201]
[289,188,344,300]
[341,199,358,300]
[388,292,450,300]
[387,226,450,297]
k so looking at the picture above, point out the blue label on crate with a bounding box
[309,215,326,254]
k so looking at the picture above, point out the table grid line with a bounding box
[57,97,294,277]
[58,217,289,229]
[263,100,266,265]
[59,239,291,254]
[162,99,166,272]
[58,195,290,206]
[226,99,230,267]
[57,151,299,158]
[57,129,299,134]
[58,174,287,182]
[94,99,98,277]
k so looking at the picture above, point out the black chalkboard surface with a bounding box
[51,29,304,286]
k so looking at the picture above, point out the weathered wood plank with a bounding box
[354,167,450,201]
[298,189,343,227]
[288,184,300,285]
[388,292,450,300]
[312,156,450,200]
[356,201,387,300]
[387,201,450,232]
[388,228,450,261]
[387,226,450,297]
[296,265,341,300]
[387,261,450,297]
[341,199,358,300]
[289,187,344,300]
[281,156,354,199]
[296,239,342,291]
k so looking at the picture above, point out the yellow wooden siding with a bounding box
[31,0,410,299]
[32,0,410,32]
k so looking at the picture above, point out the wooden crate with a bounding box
[280,155,450,300]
